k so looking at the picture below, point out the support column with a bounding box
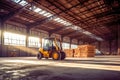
[61,36,64,43]
[77,40,79,45]
[109,40,112,55]
[0,18,4,57]
[26,28,30,56]
[83,41,85,44]
[70,39,72,49]
[26,28,30,47]
[118,23,120,55]
[61,36,64,50]
[48,33,51,37]
[40,35,42,48]
[98,41,101,51]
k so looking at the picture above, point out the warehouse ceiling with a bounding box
[0,0,119,43]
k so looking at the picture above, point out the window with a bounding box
[12,0,28,6]
[71,44,78,49]
[4,32,26,46]
[28,36,40,48]
[62,42,70,49]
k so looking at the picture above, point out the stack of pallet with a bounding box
[64,49,74,57]
[74,45,95,58]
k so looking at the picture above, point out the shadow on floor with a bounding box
[1,65,120,80]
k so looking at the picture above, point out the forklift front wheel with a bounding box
[52,52,61,60]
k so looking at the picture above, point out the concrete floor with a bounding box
[0,56,120,80]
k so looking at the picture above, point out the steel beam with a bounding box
[49,27,66,34]
[26,0,85,28]
[62,31,74,37]
[62,31,78,37]
[47,0,87,25]
[70,34,84,39]
[26,16,56,28]
[2,4,29,22]
[49,25,74,34]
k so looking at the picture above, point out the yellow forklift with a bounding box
[37,37,66,60]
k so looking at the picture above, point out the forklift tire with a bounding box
[60,52,66,60]
[37,52,43,60]
[52,52,61,60]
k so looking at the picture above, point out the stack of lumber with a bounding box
[74,45,95,58]
[64,49,74,57]
[74,48,81,58]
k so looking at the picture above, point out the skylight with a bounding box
[53,18,72,26]
[83,31,92,35]
[34,8,42,12]
[12,0,28,6]
[19,0,28,6]
[12,0,21,3]
[12,0,103,41]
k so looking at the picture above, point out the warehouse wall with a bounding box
[63,37,70,43]
[0,23,44,57]
[111,39,118,55]
[1,45,38,57]
[0,29,1,44]
[1,22,119,57]
[0,19,3,57]
[72,39,78,44]
[0,22,79,57]
[50,33,61,39]
[79,41,84,45]
[118,24,120,55]
[91,39,118,55]
[101,41,109,54]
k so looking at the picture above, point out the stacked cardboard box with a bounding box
[64,49,74,57]
[74,45,95,58]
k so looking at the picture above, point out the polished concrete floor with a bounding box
[0,56,120,80]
